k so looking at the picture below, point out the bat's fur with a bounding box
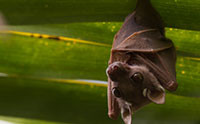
[106,0,177,123]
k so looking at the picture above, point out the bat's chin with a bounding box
[128,98,151,112]
[123,87,165,112]
[119,91,151,112]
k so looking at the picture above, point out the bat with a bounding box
[106,0,178,123]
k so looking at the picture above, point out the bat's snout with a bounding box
[165,81,178,91]
[106,65,119,75]
[106,62,127,81]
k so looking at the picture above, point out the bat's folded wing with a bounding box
[112,30,173,53]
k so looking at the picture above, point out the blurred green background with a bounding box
[0,0,200,124]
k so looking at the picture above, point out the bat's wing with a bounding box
[111,0,168,53]
[156,46,178,91]
[112,29,173,53]
[135,46,178,92]
[111,11,173,60]
[107,78,120,119]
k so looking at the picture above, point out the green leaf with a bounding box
[0,115,63,124]
[2,22,200,97]
[0,22,200,123]
[0,35,109,80]
[0,76,199,124]
[0,0,200,31]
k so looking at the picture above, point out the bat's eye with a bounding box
[131,72,143,83]
[112,87,121,98]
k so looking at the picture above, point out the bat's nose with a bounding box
[106,66,119,81]
[106,62,129,82]
[107,65,119,75]
[165,81,178,91]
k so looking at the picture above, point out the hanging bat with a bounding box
[106,0,178,123]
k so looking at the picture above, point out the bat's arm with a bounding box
[108,78,120,119]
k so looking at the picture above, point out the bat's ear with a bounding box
[146,86,165,104]
[121,104,132,124]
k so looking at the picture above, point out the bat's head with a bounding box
[106,61,165,110]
